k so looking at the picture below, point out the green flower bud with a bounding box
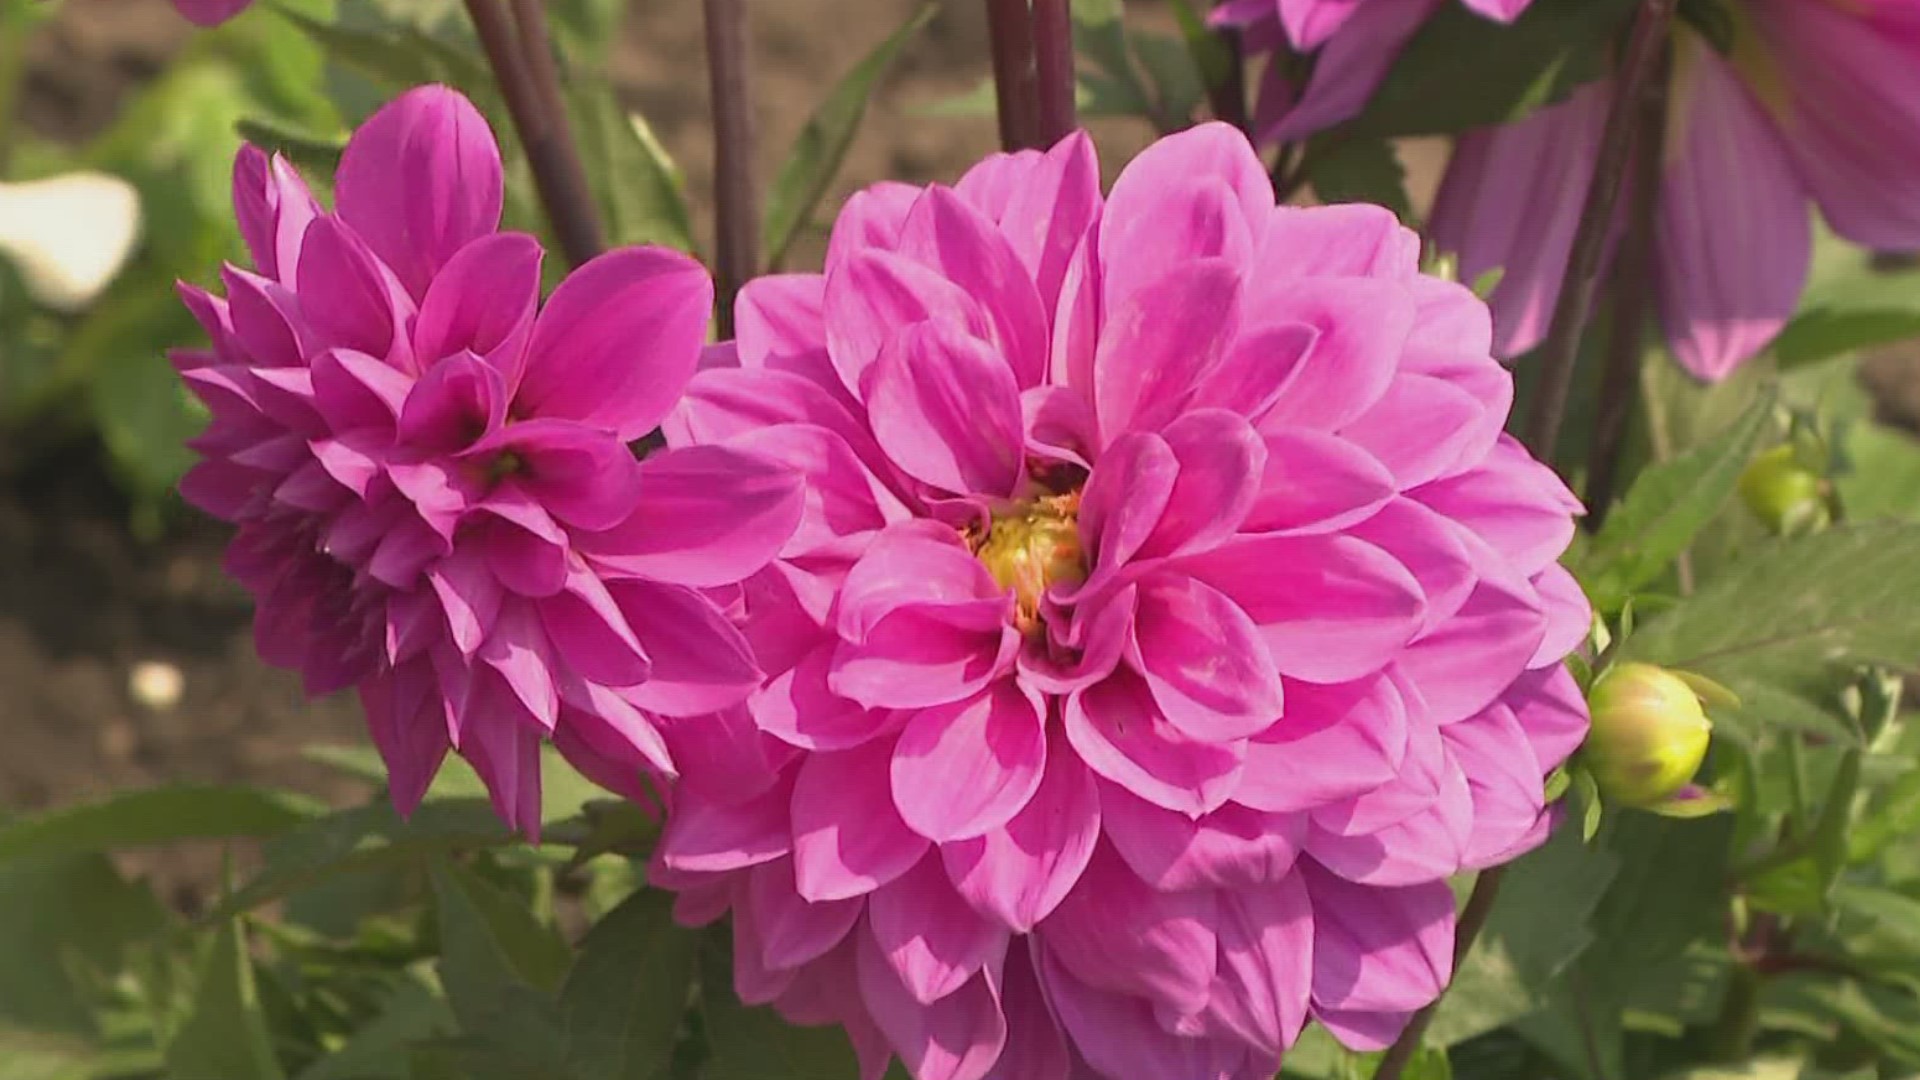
[1739,445,1829,535]
[1584,662,1714,809]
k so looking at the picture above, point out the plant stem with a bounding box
[1373,868,1507,1080]
[1583,39,1672,523]
[703,0,759,336]
[986,0,1040,150]
[1206,23,1249,134]
[1709,962,1762,1062]
[1522,0,1677,461]
[464,0,606,269]
[1031,0,1077,146]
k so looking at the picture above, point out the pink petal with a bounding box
[657,769,796,873]
[1414,438,1579,577]
[399,350,506,453]
[746,856,864,970]
[1530,561,1590,669]
[1036,948,1251,1080]
[1657,41,1811,380]
[897,186,1050,389]
[1181,534,1426,685]
[1444,701,1550,869]
[1428,80,1612,359]
[516,246,714,440]
[1041,844,1218,1015]
[855,932,1008,1080]
[1188,321,1322,422]
[359,662,452,817]
[1078,431,1179,574]
[1505,664,1589,774]
[893,681,1048,842]
[1138,410,1268,559]
[792,738,933,901]
[412,232,542,384]
[1101,122,1273,270]
[1243,428,1395,535]
[1237,675,1409,813]
[1207,876,1314,1059]
[460,707,544,837]
[222,267,308,369]
[867,319,1026,498]
[753,642,898,751]
[1064,667,1245,816]
[1093,259,1244,440]
[1348,497,1477,631]
[1313,1006,1417,1052]
[1277,0,1365,48]
[534,557,650,687]
[613,579,765,717]
[736,273,846,395]
[232,146,319,283]
[1339,372,1489,489]
[1100,783,1306,891]
[825,248,995,399]
[1302,861,1455,1014]
[476,601,559,729]
[1250,277,1415,432]
[296,216,415,368]
[987,942,1073,1080]
[1305,750,1472,885]
[477,418,643,533]
[1394,563,1546,725]
[870,855,1012,1004]
[1262,0,1439,144]
[1255,203,1421,281]
[582,443,804,586]
[942,728,1102,933]
[998,131,1103,314]
[826,181,922,271]
[335,85,504,299]
[1130,573,1285,743]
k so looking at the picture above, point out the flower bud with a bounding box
[1584,662,1714,809]
[1739,445,1829,535]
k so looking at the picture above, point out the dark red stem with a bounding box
[703,0,760,335]
[465,0,606,269]
[1373,868,1507,1080]
[986,0,1041,150]
[1031,0,1077,146]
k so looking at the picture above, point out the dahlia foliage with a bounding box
[651,124,1589,1078]
[174,86,802,835]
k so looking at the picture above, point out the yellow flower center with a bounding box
[971,492,1087,635]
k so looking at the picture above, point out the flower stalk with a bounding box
[1032,0,1078,146]
[464,0,606,269]
[1584,38,1672,522]
[986,0,1041,149]
[703,0,760,335]
[1523,0,1679,461]
[1373,867,1507,1080]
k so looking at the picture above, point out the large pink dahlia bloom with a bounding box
[1431,2,1920,378]
[1210,0,1535,146]
[651,123,1591,1079]
[173,86,803,834]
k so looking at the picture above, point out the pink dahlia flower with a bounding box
[1210,0,1533,146]
[651,123,1590,1079]
[169,0,254,26]
[172,85,803,835]
[1431,4,1920,378]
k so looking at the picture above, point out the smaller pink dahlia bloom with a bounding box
[651,123,1590,1079]
[169,0,254,26]
[174,85,803,834]
[1210,0,1533,146]
[1431,3,1920,378]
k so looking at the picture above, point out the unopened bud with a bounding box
[1739,446,1829,535]
[1584,662,1715,810]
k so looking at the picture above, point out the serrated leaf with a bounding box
[208,799,515,922]
[1429,822,1620,1046]
[1616,525,1920,725]
[762,5,934,269]
[559,889,697,1080]
[0,786,320,865]
[1345,0,1637,137]
[165,917,285,1080]
[1579,392,1774,611]
[1302,135,1413,222]
[428,863,569,1079]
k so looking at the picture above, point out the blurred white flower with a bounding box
[0,172,142,313]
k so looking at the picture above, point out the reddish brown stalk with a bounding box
[464,0,605,269]
[1522,0,1679,461]
[703,0,760,336]
[1031,0,1078,146]
[1584,41,1673,524]
[986,0,1041,150]
[1372,868,1507,1080]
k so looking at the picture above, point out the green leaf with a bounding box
[1775,307,1920,369]
[569,90,695,255]
[165,918,285,1080]
[0,854,171,1040]
[700,937,871,1080]
[301,743,605,827]
[1428,824,1620,1046]
[559,889,698,1080]
[1836,421,1920,524]
[0,786,320,865]
[1302,135,1413,223]
[1131,32,1207,129]
[1346,0,1637,137]
[292,976,455,1080]
[209,799,515,921]
[1071,0,1151,116]
[234,116,346,175]
[279,10,490,93]
[762,5,935,269]
[428,862,569,1079]
[1578,392,1773,612]
[1832,883,1920,954]
[1616,524,1920,727]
